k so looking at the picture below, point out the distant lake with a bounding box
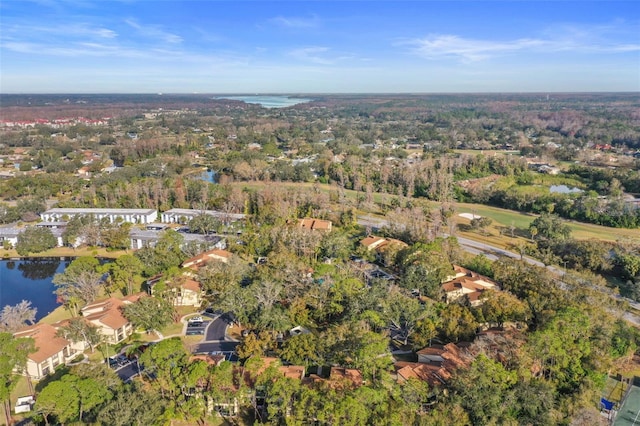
[0,258,70,321]
[214,95,312,108]
[550,185,584,194]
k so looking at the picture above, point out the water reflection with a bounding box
[18,258,63,280]
[0,257,68,321]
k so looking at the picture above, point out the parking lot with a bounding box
[107,353,132,369]
[185,320,210,335]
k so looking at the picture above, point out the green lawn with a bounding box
[1,246,128,259]
[457,203,535,230]
[40,305,72,325]
[456,202,640,243]
[8,375,32,410]
[160,321,184,337]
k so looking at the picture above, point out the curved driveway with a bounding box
[193,315,239,355]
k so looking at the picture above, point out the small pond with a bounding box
[550,185,584,194]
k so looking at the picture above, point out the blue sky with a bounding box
[1,1,638,93]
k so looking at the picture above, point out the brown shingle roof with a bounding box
[84,309,127,329]
[395,362,450,386]
[182,278,201,292]
[280,365,305,380]
[441,265,500,303]
[81,294,143,331]
[181,249,232,269]
[329,367,364,388]
[360,235,387,250]
[14,323,70,364]
[298,218,332,231]
[402,343,472,386]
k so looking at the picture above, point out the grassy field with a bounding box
[5,375,32,425]
[456,202,640,243]
[1,246,128,259]
[39,305,72,325]
[160,321,185,337]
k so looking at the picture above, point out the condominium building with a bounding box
[41,208,158,224]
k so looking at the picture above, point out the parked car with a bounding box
[115,354,129,366]
[188,316,203,323]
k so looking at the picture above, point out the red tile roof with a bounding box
[395,362,447,385]
[399,343,471,386]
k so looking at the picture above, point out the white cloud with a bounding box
[269,15,320,29]
[3,23,117,39]
[407,25,640,62]
[125,19,182,44]
[289,47,333,64]
[407,35,550,61]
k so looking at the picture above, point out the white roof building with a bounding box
[160,208,245,224]
[41,208,158,224]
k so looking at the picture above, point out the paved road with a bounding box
[192,315,239,355]
[113,314,240,382]
[115,360,142,382]
[205,315,229,341]
[193,340,240,355]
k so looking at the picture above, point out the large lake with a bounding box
[0,258,70,321]
[214,95,312,108]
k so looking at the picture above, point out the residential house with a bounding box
[302,366,364,390]
[359,235,408,266]
[81,294,143,343]
[360,235,388,251]
[181,248,232,270]
[0,227,20,248]
[395,343,471,387]
[147,275,204,307]
[254,358,307,382]
[13,323,85,379]
[77,166,91,178]
[298,218,332,232]
[441,265,500,306]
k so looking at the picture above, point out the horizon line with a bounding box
[1,91,639,96]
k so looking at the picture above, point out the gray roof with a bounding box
[161,208,245,220]
[0,226,63,237]
[43,208,156,215]
[130,229,222,244]
[36,221,68,227]
[0,227,20,237]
